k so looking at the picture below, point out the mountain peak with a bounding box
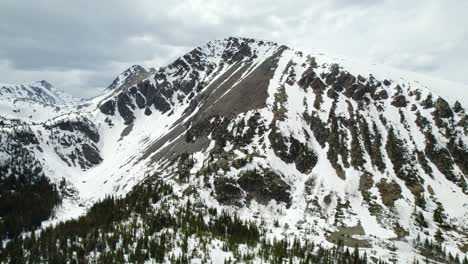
[106,64,155,91]
[201,36,283,59]
[216,36,280,47]
[37,80,53,90]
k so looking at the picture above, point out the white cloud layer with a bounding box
[0,0,466,97]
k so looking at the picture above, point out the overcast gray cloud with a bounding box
[0,0,466,98]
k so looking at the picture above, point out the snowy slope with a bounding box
[0,37,466,263]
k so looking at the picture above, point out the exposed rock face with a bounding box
[81,144,102,166]
[214,169,291,207]
[43,117,102,170]
[421,94,434,108]
[453,101,464,113]
[391,95,408,107]
[44,117,100,143]
[269,131,318,174]
[214,177,243,206]
[377,179,402,207]
[434,98,453,119]
[237,169,291,206]
[117,93,136,125]
[99,100,116,115]
[372,89,388,100]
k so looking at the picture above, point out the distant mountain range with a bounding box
[0,80,78,104]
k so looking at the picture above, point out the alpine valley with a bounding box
[0,37,467,264]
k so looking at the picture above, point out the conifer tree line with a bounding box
[0,175,397,264]
[413,234,468,264]
[0,134,61,240]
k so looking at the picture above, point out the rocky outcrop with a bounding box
[237,169,291,206]
[214,177,243,206]
[434,98,453,119]
[81,144,102,166]
[44,117,99,143]
[391,95,408,108]
[269,130,317,174]
[376,179,402,207]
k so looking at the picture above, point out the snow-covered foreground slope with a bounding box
[0,37,467,263]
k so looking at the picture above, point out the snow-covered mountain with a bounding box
[0,80,77,105]
[0,37,467,263]
[0,80,81,123]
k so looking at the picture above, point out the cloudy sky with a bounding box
[0,0,467,98]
